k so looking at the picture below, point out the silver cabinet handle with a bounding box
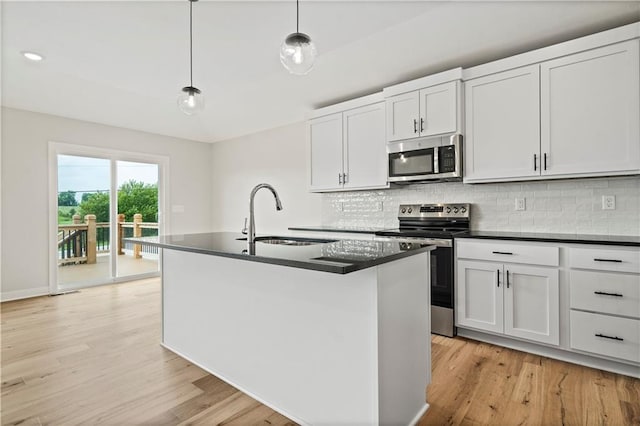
[506,270,510,289]
[338,173,343,184]
[543,153,548,170]
[413,119,418,134]
[534,153,537,171]
[594,258,622,263]
[496,269,500,287]
[343,173,348,184]
[420,118,424,133]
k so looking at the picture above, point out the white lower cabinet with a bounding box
[457,239,640,377]
[570,310,640,363]
[569,245,640,364]
[457,258,559,345]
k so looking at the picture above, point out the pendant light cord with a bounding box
[296,0,299,33]
[189,0,193,87]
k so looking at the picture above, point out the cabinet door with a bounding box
[386,91,420,142]
[419,81,458,137]
[464,65,541,182]
[456,260,503,333]
[309,113,343,191]
[504,265,559,345]
[343,102,388,190]
[541,40,640,177]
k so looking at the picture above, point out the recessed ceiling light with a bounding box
[21,51,44,61]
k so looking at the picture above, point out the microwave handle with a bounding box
[433,146,439,174]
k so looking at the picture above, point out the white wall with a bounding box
[210,122,322,234]
[1,107,213,299]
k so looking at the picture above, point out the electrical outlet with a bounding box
[602,195,615,210]
[515,198,526,211]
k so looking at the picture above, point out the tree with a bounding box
[78,192,110,222]
[117,180,158,222]
[77,180,158,223]
[58,191,77,206]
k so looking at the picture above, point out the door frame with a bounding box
[48,141,170,294]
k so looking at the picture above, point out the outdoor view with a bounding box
[57,155,160,287]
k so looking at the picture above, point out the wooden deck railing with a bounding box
[58,214,158,265]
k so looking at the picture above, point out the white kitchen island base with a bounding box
[162,248,431,425]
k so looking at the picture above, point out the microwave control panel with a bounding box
[439,145,457,173]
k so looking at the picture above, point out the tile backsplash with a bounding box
[321,176,640,236]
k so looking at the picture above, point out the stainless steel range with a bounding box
[375,203,470,337]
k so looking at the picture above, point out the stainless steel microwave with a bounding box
[387,134,463,183]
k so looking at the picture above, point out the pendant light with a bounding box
[177,0,204,115]
[280,0,317,75]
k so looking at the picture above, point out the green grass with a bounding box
[58,206,79,224]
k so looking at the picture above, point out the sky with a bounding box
[57,155,158,202]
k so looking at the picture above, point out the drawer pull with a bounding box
[593,258,622,263]
[594,291,623,297]
[506,270,510,289]
[496,269,500,287]
[595,333,624,341]
[492,251,513,255]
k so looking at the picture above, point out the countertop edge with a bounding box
[124,237,435,274]
[456,234,640,247]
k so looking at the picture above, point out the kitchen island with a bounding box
[127,232,433,425]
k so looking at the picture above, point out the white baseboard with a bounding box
[409,403,430,425]
[1,286,50,302]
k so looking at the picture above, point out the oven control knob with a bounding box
[401,208,406,213]
[445,206,451,213]
[453,207,459,213]
[407,208,412,213]
[461,207,467,213]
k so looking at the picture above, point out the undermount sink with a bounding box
[236,236,337,246]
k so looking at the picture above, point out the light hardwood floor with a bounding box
[1,278,638,425]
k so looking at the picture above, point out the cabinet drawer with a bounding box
[570,310,640,363]
[570,270,640,318]
[570,247,640,273]
[456,240,559,266]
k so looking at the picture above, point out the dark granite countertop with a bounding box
[458,231,640,247]
[288,225,386,234]
[125,232,433,274]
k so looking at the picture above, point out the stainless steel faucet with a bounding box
[248,183,283,244]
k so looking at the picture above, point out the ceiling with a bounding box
[2,1,639,143]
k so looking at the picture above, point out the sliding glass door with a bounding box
[50,143,167,293]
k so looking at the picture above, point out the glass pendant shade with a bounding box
[177,86,204,115]
[280,32,316,75]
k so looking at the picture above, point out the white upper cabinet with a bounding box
[384,69,462,143]
[309,113,343,191]
[309,95,389,193]
[464,34,640,183]
[386,91,420,142]
[464,65,541,182]
[343,102,387,190]
[540,40,640,177]
[419,81,458,137]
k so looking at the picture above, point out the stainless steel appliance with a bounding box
[375,203,470,337]
[387,134,462,183]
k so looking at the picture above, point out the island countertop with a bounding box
[126,232,433,274]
